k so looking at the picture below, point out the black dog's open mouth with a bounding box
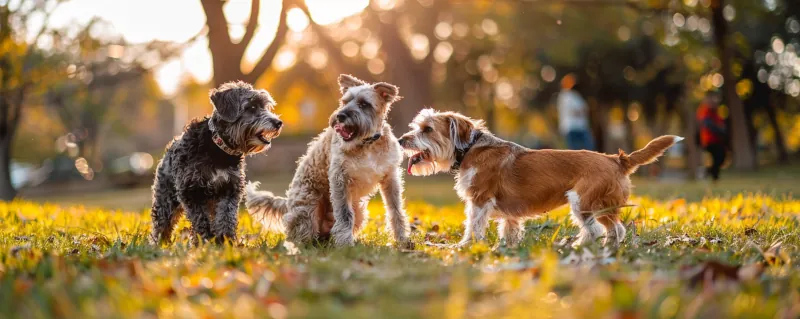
[334,123,356,141]
[256,129,281,145]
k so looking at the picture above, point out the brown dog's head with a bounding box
[329,74,401,144]
[398,109,485,176]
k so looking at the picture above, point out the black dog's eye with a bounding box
[423,126,433,133]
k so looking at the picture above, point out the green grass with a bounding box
[3,166,800,318]
[20,163,800,211]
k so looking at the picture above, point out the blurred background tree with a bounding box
[1,0,67,199]
[2,0,799,200]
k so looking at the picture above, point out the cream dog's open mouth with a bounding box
[333,123,356,141]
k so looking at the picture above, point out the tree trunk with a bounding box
[711,0,757,170]
[589,100,606,153]
[766,93,789,163]
[387,71,433,135]
[0,137,16,200]
[680,97,701,181]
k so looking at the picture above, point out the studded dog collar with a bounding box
[449,131,483,174]
[208,120,243,156]
[212,132,243,156]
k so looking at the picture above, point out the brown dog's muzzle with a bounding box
[398,136,408,147]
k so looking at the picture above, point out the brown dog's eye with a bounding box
[359,101,370,108]
[423,126,433,133]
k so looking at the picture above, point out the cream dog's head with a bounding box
[397,109,485,176]
[330,74,401,144]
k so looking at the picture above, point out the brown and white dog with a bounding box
[398,109,683,247]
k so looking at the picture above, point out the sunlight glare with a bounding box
[287,8,309,32]
[305,0,369,25]
[273,49,297,71]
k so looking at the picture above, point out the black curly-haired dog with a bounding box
[150,81,283,245]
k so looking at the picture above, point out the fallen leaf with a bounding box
[680,260,764,287]
[10,244,31,256]
[737,263,764,281]
[555,236,572,247]
[763,241,790,265]
[560,252,580,265]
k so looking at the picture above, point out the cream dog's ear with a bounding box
[373,82,402,103]
[337,74,367,94]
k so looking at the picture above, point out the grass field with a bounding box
[3,166,800,318]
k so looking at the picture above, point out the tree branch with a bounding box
[418,0,449,74]
[237,0,260,54]
[200,0,233,50]
[244,0,290,83]
[510,0,701,15]
[295,1,374,81]
[22,0,65,63]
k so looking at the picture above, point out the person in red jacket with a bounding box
[696,92,727,181]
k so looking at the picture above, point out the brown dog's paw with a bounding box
[396,239,415,250]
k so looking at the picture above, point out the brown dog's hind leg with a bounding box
[498,218,524,247]
[597,214,625,246]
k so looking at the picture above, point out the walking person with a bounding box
[557,74,594,150]
[696,92,727,181]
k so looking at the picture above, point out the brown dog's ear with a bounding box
[373,82,401,103]
[209,87,242,122]
[449,114,476,149]
[338,74,366,94]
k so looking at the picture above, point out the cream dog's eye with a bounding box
[423,127,433,133]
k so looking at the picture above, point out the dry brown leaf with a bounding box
[764,241,790,265]
[680,260,764,287]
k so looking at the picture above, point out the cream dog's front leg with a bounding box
[329,161,355,247]
[380,167,410,247]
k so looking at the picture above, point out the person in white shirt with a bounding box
[557,74,595,150]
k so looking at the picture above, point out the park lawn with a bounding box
[2,188,800,318]
[19,163,800,211]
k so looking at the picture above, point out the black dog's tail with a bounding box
[245,182,289,232]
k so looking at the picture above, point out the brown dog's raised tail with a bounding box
[618,135,684,175]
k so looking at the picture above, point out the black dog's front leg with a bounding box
[178,186,213,245]
[211,189,242,245]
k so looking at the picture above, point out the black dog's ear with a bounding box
[373,82,401,103]
[338,74,366,94]
[209,87,242,122]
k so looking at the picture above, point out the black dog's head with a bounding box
[209,81,283,155]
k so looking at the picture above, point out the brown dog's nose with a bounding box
[398,136,409,146]
[272,119,283,129]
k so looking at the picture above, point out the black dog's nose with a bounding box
[336,113,346,122]
[272,119,283,129]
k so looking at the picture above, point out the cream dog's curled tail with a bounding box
[245,181,289,232]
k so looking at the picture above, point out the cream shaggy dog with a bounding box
[398,109,682,248]
[246,75,410,247]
